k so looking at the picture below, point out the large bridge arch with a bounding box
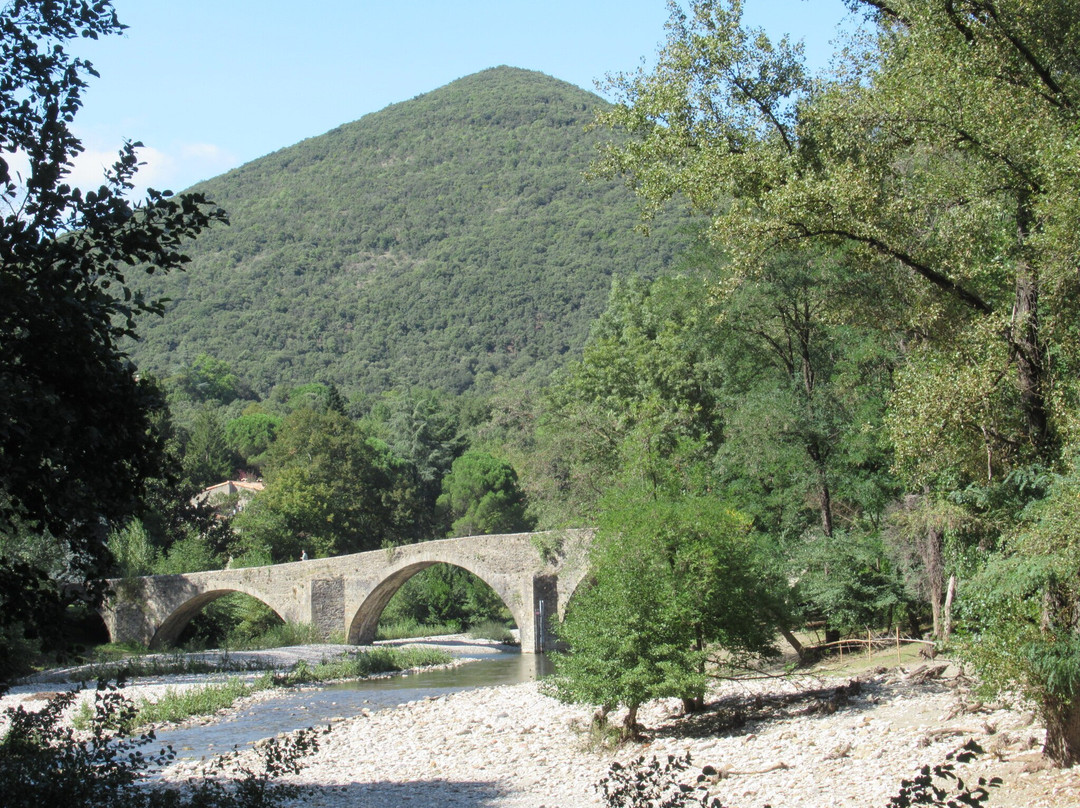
[345,557,530,646]
[148,588,287,650]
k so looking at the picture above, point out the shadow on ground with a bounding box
[293,778,507,806]
[651,671,954,742]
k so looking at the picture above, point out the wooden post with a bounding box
[895,624,901,665]
[867,629,872,663]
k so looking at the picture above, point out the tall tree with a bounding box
[0,0,225,657]
[182,406,234,488]
[232,408,419,560]
[596,0,1080,477]
[594,0,1080,763]
[539,275,725,519]
[548,492,782,735]
[436,450,533,537]
[712,249,897,542]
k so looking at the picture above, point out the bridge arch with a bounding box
[147,587,287,650]
[346,557,527,645]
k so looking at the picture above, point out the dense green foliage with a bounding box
[0,0,224,672]
[231,407,421,560]
[437,450,533,536]
[584,0,1080,764]
[960,461,1080,764]
[548,494,781,734]
[1,682,317,808]
[125,66,689,397]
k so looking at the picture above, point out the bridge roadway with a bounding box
[100,530,592,654]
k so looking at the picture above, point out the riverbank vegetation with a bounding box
[2,681,320,808]
[4,0,1080,775]
[67,646,453,732]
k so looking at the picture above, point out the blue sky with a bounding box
[67,1,854,195]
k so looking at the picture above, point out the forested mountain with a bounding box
[127,67,688,395]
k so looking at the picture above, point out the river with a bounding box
[155,650,554,764]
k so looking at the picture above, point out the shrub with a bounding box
[134,677,257,726]
[597,753,724,808]
[277,647,453,684]
[467,619,516,643]
[0,680,319,808]
[375,617,461,641]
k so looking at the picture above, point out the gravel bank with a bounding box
[164,663,1078,808]
[0,636,506,735]
[5,643,1078,807]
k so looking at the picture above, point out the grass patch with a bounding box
[91,641,153,661]
[375,617,461,641]
[224,621,337,650]
[805,638,940,677]
[467,619,516,644]
[71,646,456,730]
[275,647,454,685]
[134,677,261,726]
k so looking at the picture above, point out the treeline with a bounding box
[117,365,534,573]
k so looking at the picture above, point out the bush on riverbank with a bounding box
[275,646,453,685]
[228,620,338,650]
[375,617,462,641]
[1,681,318,808]
[134,677,259,727]
[468,619,516,644]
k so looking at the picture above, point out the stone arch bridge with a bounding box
[101,530,592,654]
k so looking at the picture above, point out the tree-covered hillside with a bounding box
[127,67,688,395]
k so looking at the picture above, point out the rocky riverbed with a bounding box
[167,661,1080,807]
[4,642,1079,807]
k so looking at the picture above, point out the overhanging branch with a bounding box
[788,223,994,314]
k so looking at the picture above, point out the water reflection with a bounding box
[155,651,551,763]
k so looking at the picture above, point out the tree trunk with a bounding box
[819,471,834,538]
[807,444,834,538]
[929,588,942,640]
[1042,693,1080,766]
[623,704,640,739]
[1012,196,1050,454]
[1039,576,1080,764]
[778,625,806,661]
[942,574,956,643]
[682,696,705,714]
[919,525,945,639]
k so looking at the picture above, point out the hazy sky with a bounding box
[65,1,855,195]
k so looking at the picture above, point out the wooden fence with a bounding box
[808,626,937,665]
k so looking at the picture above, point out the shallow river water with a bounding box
[157,651,553,763]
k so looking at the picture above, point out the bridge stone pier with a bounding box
[100,530,592,654]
